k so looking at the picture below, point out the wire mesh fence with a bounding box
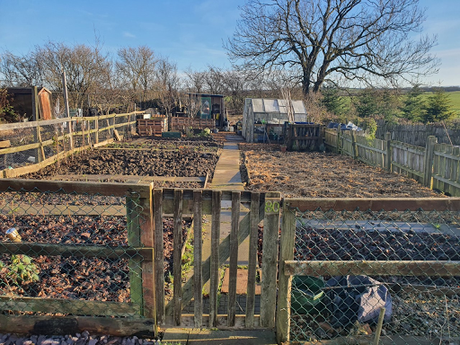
[0,183,148,319]
[287,204,460,343]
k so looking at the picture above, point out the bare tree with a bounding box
[116,46,156,103]
[0,51,43,87]
[184,69,207,93]
[155,57,180,116]
[226,0,438,95]
[36,41,111,109]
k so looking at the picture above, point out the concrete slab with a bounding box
[162,328,277,345]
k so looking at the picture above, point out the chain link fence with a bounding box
[0,183,148,320]
[288,205,460,343]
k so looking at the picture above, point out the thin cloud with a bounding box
[123,32,136,38]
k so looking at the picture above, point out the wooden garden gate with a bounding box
[153,189,281,330]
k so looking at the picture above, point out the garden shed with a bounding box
[242,98,308,143]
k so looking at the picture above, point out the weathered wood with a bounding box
[49,174,206,184]
[173,189,184,326]
[424,136,437,188]
[0,203,124,216]
[0,179,151,198]
[0,296,140,317]
[0,314,155,337]
[276,200,296,344]
[153,189,165,326]
[193,190,203,328]
[284,260,460,277]
[227,191,241,327]
[0,242,150,260]
[286,197,460,212]
[127,195,144,316]
[260,192,280,328]
[245,192,260,328]
[165,196,265,316]
[209,190,222,327]
[138,185,155,325]
[164,313,262,328]
[0,140,11,148]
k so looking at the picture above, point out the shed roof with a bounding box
[250,98,307,115]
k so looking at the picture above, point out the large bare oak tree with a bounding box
[225,0,438,95]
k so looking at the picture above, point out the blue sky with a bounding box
[0,0,459,86]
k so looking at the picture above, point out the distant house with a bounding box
[7,87,53,121]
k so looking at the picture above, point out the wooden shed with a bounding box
[7,87,52,121]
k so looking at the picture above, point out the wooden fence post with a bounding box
[95,116,100,144]
[276,199,296,344]
[385,132,392,172]
[423,136,437,188]
[126,185,156,335]
[351,130,358,159]
[260,191,281,328]
[336,128,342,154]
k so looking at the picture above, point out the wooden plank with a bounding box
[153,189,165,326]
[49,174,206,183]
[276,199,296,344]
[0,314,155,337]
[126,195,144,316]
[227,191,241,327]
[0,242,150,260]
[139,185,155,325]
[193,190,203,328]
[209,190,222,327]
[0,140,11,148]
[0,204,124,216]
[245,192,260,328]
[173,189,184,326]
[0,179,151,198]
[284,260,460,277]
[260,192,280,328]
[0,117,75,131]
[0,296,140,317]
[286,197,460,212]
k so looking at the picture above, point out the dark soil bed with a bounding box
[0,214,190,302]
[23,145,219,189]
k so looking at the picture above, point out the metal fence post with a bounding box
[423,135,437,188]
[276,199,296,343]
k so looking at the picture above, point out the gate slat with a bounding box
[193,190,203,327]
[154,189,165,325]
[209,190,222,327]
[227,191,241,326]
[173,189,183,326]
[245,192,260,327]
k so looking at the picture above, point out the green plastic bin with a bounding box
[291,276,325,314]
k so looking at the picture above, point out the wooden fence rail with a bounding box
[324,128,460,196]
[0,111,142,178]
